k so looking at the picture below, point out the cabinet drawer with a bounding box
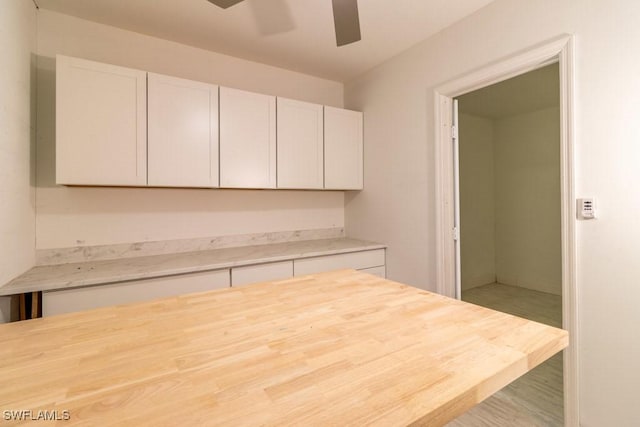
[294,249,385,276]
[231,261,293,287]
[43,269,230,316]
[358,266,386,278]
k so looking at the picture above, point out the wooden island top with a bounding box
[0,270,568,426]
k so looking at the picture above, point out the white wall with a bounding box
[36,10,345,249]
[459,113,495,290]
[494,107,561,295]
[459,107,561,295]
[344,0,640,424]
[0,0,37,318]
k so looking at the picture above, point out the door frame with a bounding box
[433,35,578,426]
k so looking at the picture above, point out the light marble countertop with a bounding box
[0,238,385,296]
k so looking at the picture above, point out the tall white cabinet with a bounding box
[324,106,363,190]
[56,55,147,186]
[219,87,276,189]
[276,97,324,189]
[147,73,219,188]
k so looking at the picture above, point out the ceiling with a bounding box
[35,0,496,82]
[458,63,560,119]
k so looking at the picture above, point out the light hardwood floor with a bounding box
[446,283,564,427]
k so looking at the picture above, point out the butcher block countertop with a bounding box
[0,237,385,296]
[0,270,568,426]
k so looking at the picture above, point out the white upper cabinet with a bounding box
[56,55,147,186]
[56,56,364,191]
[219,87,276,188]
[324,106,363,190]
[276,97,324,189]
[148,73,219,188]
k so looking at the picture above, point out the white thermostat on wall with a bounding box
[577,198,597,219]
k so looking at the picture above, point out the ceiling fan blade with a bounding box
[332,0,361,46]
[207,0,245,9]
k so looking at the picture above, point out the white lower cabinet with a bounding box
[358,266,386,278]
[43,269,230,316]
[41,249,386,317]
[231,261,293,287]
[294,249,385,276]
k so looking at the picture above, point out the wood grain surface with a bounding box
[0,270,568,426]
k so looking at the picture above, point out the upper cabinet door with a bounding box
[219,87,276,188]
[276,97,324,189]
[56,55,147,186]
[324,106,363,190]
[148,73,219,188]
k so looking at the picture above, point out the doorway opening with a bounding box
[434,36,577,426]
[455,63,563,426]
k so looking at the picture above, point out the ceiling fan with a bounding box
[207,0,361,47]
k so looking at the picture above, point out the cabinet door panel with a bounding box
[324,106,363,190]
[220,87,276,188]
[42,269,230,316]
[56,55,147,186]
[231,261,293,287]
[294,249,385,276]
[148,73,219,187]
[277,98,324,189]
